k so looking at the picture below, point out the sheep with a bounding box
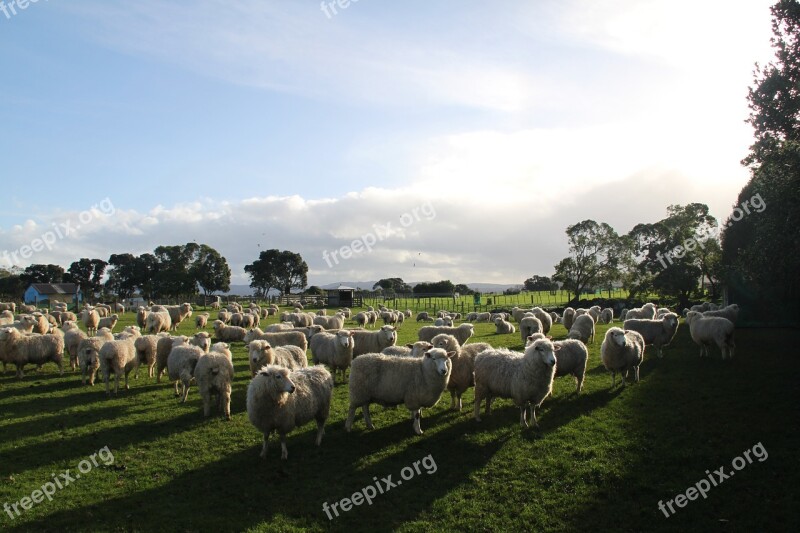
[99,335,139,395]
[136,307,149,330]
[9,315,36,334]
[247,364,333,460]
[0,328,65,379]
[97,314,119,332]
[310,330,354,384]
[195,313,210,329]
[242,328,309,352]
[190,331,212,353]
[625,303,657,320]
[0,310,14,326]
[600,308,614,324]
[240,314,256,329]
[352,326,397,357]
[519,316,543,344]
[212,320,247,342]
[511,307,532,323]
[656,307,671,318]
[381,341,433,358]
[494,317,516,334]
[434,317,454,327]
[166,303,193,330]
[31,313,49,334]
[134,334,161,378]
[623,313,680,358]
[20,303,37,314]
[217,310,232,324]
[263,322,295,332]
[167,343,204,402]
[146,311,172,334]
[63,321,88,371]
[195,346,236,419]
[247,339,307,376]
[473,339,557,428]
[77,331,114,385]
[549,311,560,324]
[600,327,645,387]
[366,311,379,328]
[430,333,491,411]
[702,304,740,324]
[416,312,433,322]
[82,309,100,336]
[574,308,588,318]
[155,335,188,382]
[530,308,553,334]
[289,312,314,328]
[0,302,16,313]
[528,335,588,394]
[685,311,736,360]
[418,323,474,346]
[314,314,345,330]
[404,309,412,318]
[355,312,370,327]
[346,347,454,435]
[562,307,576,331]
[567,314,595,344]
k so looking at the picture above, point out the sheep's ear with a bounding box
[446,350,457,359]
[424,350,432,358]
[553,344,562,352]
[405,343,414,349]
[546,335,553,340]
[527,335,534,341]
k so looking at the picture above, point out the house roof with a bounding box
[29,283,79,295]
[330,285,356,291]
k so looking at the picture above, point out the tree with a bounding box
[135,253,160,301]
[552,220,627,303]
[523,275,557,292]
[67,258,107,300]
[373,278,412,293]
[20,264,65,286]
[153,243,200,298]
[190,245,231,299]
[412,280,455,294]
[0,266,25,299]
[723,0,800,310]
[105,253,139,299]
[245,249,308,297]
[453,283,475,295]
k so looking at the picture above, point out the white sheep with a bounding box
[702,304,740,324]
[525,333,588,394]
[167,343,204,402]
[434,316,454,327]
[625,303,657,320]
[549,311,560,324]
[431,334,491,411]
[567,314,595,344]
[212,320,247,342]
[63,321,88,371]
[352,326,397,357]
[562,307,576,331]
[247,339,307,376]
[97,314,119,332]
[600,308,614,324]
[82,308,100,336]
[195,313,210,329]
[146,311,172,334]
[494,317,516,334]
[530,308,553,334]
[100,335,140,395]
[0,328,65,379]
[242,328,309,352]
[519,316,543,344]
[418,323,474,346]
[685,311,736,360]
[166,303,193,331]
[381,341,433,358]
[195,347,235,419]
[314,314,345,330]
[310,330,354,385]
[247,364,333,460]
[346,347,454,435]
[155,335,189,382]
[134,334,161,378]
[77,330,115,386]
[600,327,645,387]
[623,313,680,358]
[473,339,557,428]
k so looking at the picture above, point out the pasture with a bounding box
[0,308,797,532]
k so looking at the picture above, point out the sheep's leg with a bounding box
[658,345,664,358]
[530,405,539,428]
[174,380,180,397]
[456,393,463,411]
[202,393,211,417]
[124,369,131,390]
[485,396,493,416]
[58,358,63,376]
[114,369,122,395]
[519,406,528,428]
[362,404,374,430]
[104,369,111,395]
[148,363,155,378]
[412,409,423,435]
[315,419,325,445]
[634,366,640,383]
[345,406,357,432]
[610,371,617,388]
[181,380,190,403]
[280,434,289,460]
[449,391,456,410]
[259,434,269,459]
[473,394,483,421]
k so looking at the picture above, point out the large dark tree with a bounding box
[412,280,455,294]
[20,264,65,286]
[136,253,160,300]
[553,220,627,303]
[0,266,25,299]
[245,249,308,297]
[67,258,107,300]
[723,0,800,315]
[191,245,231,299]
[153,243,200,298]
[523,275,557,292]
[105,253,139,299]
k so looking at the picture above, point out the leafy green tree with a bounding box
[412,280,455,294]
[553,220,627,303]
[191,245,231,299]
[20,264,65,286]
[66,258,108,301]
[523,275,557,292]
[105,253,139,299]
[453,283,474,295]
[245,249,308,297]
[0,266,25,299]
[373,278,412,293]
[135,253,160,300]
[153,243,200,298]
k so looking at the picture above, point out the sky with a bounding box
[0,0,777,288]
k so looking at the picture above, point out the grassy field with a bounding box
[0,308,797,532]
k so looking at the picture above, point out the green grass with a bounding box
[0,309,797,532]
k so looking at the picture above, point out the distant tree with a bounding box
[553,220,627,303]
[453,283,475,295]
[20,264,65,286]
[245,249,308,297]
[305,285,324,295]
[67,258,107,301]
[135,253,160,301]
[412,280,455,294]
[523,275,557,292]
[190,245,231,299]
[373,278,412,293]
[105,253,139,299]
[153,243,200,298]
[0,266,25,299]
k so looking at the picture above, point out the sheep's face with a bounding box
[530,340,557,366]
[424,348,454,376]
[610,329,627,347]
[336,331,354,348]
[259,366,295,394]
[380,326,396,343]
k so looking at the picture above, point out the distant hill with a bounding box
[223,281,523,296]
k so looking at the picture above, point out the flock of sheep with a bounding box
[0,298,740,461]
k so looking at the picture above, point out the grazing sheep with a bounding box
[623,313,680,358]
[600,308,614,324]
[99,335,139,395]
[247,364,333,460]
[314,314,345,330]
[247,340,307,376]
[702,304,740,324]
[494,317,516,334]
[625,303,657,320]
[155,335,189,382]
[166,303,193,331]
[562,307,576,331]
[519,316,543,344]
[63,321,88,371]
[289,312,314,328]
[549,311,560,324]
[167,344,204,402]
[530,308,553,334]
[263,322,295,333]
[404,309,412,318]
[431,334,491,411]
[242,328,309,352]
[418,323,474,346]
[567,314,595,344]
[0,328,65,379]
[82,309,100,336]
[195,346,235,419]
[217,310,232,324]
[416,312,433,322]
[97,314,119,332]
[240,314,257,329]
[146,311,172,334]
[0,310,14,326]
[381,341,433,358]
[601,327,645,387]
[352,326,397,357]
[473,339,558,428]
[195,313,210,329]
[77,331,114,385]
[212,320,247,342]
[310,330,354,384]
[685,311,736,360]
[346,347,454,435]
[0,302,16,313]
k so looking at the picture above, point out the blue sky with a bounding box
[0,0,776,286]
